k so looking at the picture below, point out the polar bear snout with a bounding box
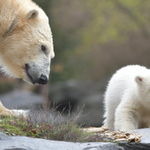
[25,63,49,85]
[38,74,48,84]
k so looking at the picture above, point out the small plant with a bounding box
[0,104,104,142]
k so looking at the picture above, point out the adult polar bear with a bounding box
[0,0,54,116]
[103,65,150,131]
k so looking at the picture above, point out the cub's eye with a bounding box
[41,45,46,53]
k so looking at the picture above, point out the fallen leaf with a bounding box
[82,126,142,143]
[30,129,37,134]
[42,124,46,130]
[23,128,27,131]
[114,138,128,142]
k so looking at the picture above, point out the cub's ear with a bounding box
[135,76,143,84]
[25,9,39,20]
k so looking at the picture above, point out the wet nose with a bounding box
[38,74,48,84]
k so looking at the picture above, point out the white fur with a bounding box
[103,65,150,131]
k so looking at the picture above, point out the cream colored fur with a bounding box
[0,0,54,80]
[0,101,28,118]
[0,0,54,118]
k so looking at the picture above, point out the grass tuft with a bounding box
[0,104,104,142]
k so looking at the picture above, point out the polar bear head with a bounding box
[0,0,54,85]
[135,74,150,93]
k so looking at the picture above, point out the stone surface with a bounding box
[76,94,104,126]
[49,80,108,126]
[129,128,150,140]
[1,128,150,150]
[0,132,122,150]
[0,90,44,110]
[118,128,150,150]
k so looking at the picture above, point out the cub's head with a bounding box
[135,74,150,93]
[0,1,54,85]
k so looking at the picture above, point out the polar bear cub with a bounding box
[103,65,150,131]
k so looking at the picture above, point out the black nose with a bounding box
[38,74,48,84]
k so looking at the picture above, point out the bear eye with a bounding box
[41,45,46,53]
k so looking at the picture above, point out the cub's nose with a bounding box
[38,74,48,84]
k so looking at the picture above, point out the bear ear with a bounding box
[135,76,143,84]
[25,9,39,20]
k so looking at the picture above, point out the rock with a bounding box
[0,132,122,150]
[0,90,66,124]
[75,94,104,127]
[49,80,97,111]
[0,90,44,110]
[118,128,150,150]
[1,128,150,150]
[49,80,107,126]
[129,128,150,143]
[82,127,150,150]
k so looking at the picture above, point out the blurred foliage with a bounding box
[33,0,150,82]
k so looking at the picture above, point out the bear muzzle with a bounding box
[38,74,48,84]
[25,63,49,85]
